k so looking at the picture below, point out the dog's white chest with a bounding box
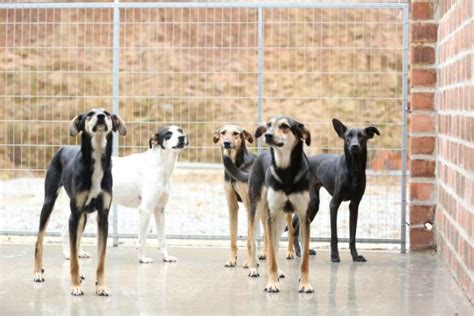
[87,135,106,204]
[267,188,309,214]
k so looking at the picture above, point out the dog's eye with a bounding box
[178,128,183,133]
[221,130,226,135]
[232,132,239,136]
[166,131,173,138]
[104,111,111,116]
[280,124,290,129]
[87,111,95,117]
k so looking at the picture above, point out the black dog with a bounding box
[33,108,126,296]
[293,118,380,262]
[226,116,313,293]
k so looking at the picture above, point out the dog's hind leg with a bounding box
[153,193,177,263]
[286,214,295,259]
[349,200,366,262]
[137,196,158,263]
[62,213,91,260]
[330,197,342,263]
[33,163,62,282]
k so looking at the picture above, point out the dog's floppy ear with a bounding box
[212,128,221,144]
[332,118,347,138]
[69,114,84,136]
[241,129,253,144]
[255,125,267,139]
[112,114,127,136]
[365,126,380,139]
[297,123,311,146]
[149,134,158,149]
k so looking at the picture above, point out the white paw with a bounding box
[96,285,111,296]
[298,282,314,293]
[139,257,153,264]
[80,272,86,281]
[63,251,70,260]
[163,255,178,263]
[71,285,84,296]
[278,269,285,279]
[78,250,92,258]
[286,250,295,260]
[33,270,44,282]
[264,281,280,293]
[248,268,260,278]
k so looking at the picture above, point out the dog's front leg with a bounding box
[224,185,239,267]
[96,208,111,296]
[69,211,84,296]
[264,214,285,293]
[349,200,366,262]
[154,193,177,262]
[330,197,342,263]
[298,212,314,293]
[138,206,154,263]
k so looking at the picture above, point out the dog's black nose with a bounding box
[265,133,274,142]
[350,144,361,152]
[97,113,105,120]
[223,141,231,148]
[178,136,185,142]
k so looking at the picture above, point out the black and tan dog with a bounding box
[293,118,380,262]
[225,116,313,293]
[33,108,126,296]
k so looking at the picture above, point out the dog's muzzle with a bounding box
[264,133,283,147]
[174,136,188,149]
[222,141,235,149]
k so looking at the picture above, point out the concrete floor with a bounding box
[0,243,472,315]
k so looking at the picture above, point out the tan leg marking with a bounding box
[224,183,239,267]
[33,220,49,282]
[298,215,314,293]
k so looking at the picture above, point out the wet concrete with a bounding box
[0,243,472,315]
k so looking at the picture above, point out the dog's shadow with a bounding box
[328,263,359,310]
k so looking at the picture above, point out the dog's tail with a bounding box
[222,155,249,182]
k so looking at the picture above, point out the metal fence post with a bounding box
[112,0,120,247]
[400,4,409,254]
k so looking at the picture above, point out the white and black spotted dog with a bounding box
[62,125,188,263]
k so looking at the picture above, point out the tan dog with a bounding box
[214,125,296,270]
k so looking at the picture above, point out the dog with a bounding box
[61,125,188,264]
[213,125,256,267]
[225,116,313,293]
[33,109,127,296]
[292,118,380,262]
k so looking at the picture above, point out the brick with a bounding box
[410,228,434,250]
[410,205,435,225]
[412,23,438,42]
[411,159,436,177]
[411,2,433,20]
[411,69,436,87]
[410,113,436,133]
[410,182,435,201]
[412,46,435,64]
[410,136,435,155]
[411,93,434,110]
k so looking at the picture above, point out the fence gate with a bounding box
[0,2,408,253]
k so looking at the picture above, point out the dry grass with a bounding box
[0,7,404,176]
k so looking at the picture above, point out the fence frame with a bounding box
[0,1,409,253]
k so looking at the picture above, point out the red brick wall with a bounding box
[435,0,473,302]
[409,0,438,250]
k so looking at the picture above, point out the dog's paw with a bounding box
[309,248,317,256]
[248,268,259,278]
[33,269,45,283]
[258,253,267,260]
[224,257,237,267]
[353,255,367,262]
[96,285,111,296]
[264,281,279,293]
[278,270,285,279]
[139,257,154,264]
[163,255,178,263]
[80,272,86,281]
[298,282,314,293]
[78,250,92,259]
[331,254,340,263]
[286,251,295,260]
[63,251,70,260]
[242,259,249,269]
[71,285,84,296]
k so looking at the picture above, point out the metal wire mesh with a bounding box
[0,2,408,250]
